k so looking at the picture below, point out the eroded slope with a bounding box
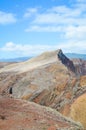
[0,97,83,130]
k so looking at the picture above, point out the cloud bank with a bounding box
[0,11,17,24]
[0,41,86,59]
[24,1,86,42]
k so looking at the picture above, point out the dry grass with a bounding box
[21,93,33,100]
[70,94,86,128]
[80,76,86,87]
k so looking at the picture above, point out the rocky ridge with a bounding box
[57,49,75,73]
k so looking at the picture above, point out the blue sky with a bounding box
[0,0,86,58]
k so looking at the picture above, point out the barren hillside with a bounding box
[0,97,83,130]
[0,49,86,129]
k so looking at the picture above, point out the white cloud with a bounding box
[33,12,78,25]
[58,40,86,54]
[30,5,85,25]
[0,41,86,58]
[25,4,86,30]
[0,11,17,24]
[25,25,63,32]
[65,25,86,40]
[1,42,23,51]
[0,42,58,56]
[48,6,81,17]
[76,0,86,3]
[24,8,38,18]
[24,3,86,50]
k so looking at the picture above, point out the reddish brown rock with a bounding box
[0,97,83,130]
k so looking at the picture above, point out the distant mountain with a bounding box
[65,53,86,60]
[0,57,32,62]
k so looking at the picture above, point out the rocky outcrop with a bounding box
[57,49,76,73]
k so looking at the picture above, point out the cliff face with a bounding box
[57,50,86,76]
[57,49,75,73]
[72,58,86,76]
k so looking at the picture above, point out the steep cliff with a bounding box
[57,49,75,73]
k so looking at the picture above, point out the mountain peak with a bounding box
[0,49,76,74]
[56,49,62,54]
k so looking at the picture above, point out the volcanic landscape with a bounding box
[0,49,86,130]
